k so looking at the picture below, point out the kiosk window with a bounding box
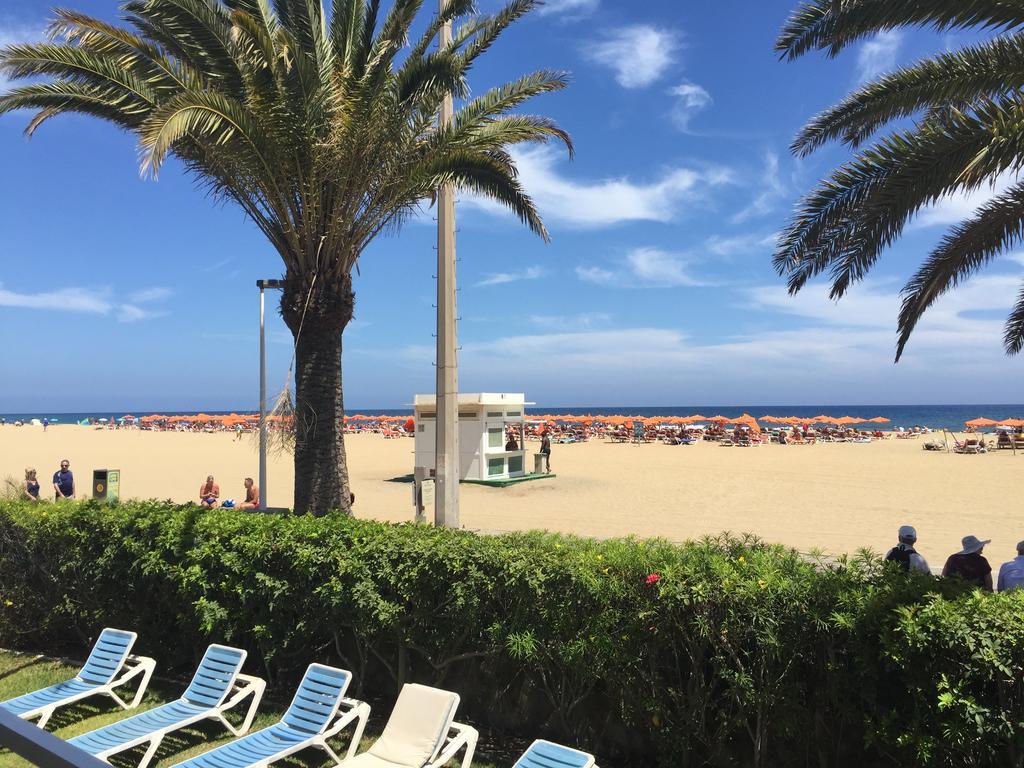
[488,428,503,448]
[488,458,504,477]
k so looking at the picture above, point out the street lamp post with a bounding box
[256,279,284,511]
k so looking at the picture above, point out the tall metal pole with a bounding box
[435,0,459,528]
[258,285,268,511]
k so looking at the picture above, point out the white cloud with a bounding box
[528,312,611,331]
[477,265,544,287]
[129,287,173,303]
[0,285,111,314]
[625,247,704,287]
[537,0,598,17]
[705,232,778,257]
[576,247,707,288]
[856,30,902,83]
[731,152,787,224]
[669,81,711,130]
[584,25,678,89]
[463,145,732,228]
[0,282,171,322]
[575,265,615,284]
[378,272,1024,404]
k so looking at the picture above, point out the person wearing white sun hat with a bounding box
[941,535,993,591]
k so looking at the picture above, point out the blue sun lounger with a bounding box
[171,663,370,768]
[69,644,265,768]
[512,740,597,768]
[0,628,156,728]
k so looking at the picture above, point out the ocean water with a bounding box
[2,405,1022,429]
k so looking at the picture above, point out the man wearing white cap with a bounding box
[941,535,993,591]
[997,541,1024,592]
[884,525,930,574]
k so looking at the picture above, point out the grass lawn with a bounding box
[0,651,505,768]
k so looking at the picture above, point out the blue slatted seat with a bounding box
[0,628,155,728]
[170,664,368,768]
[512,740,595,768]
[68,644,265,768]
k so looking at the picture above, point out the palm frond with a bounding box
[776,0,1024,61]
[776,97,1024,297]
[1003,283,1024,353]
[793,32,1024,155]
[457,0,537,69]
[406,0,475,61]
[896,181,1024,360]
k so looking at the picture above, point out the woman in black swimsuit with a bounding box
[23,467,40,502]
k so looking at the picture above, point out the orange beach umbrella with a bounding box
[965,417,998,427]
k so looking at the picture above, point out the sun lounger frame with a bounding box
[512,739,598,768]
[71,645,264,768]
[171,664,370,768]
[0,628,156,729]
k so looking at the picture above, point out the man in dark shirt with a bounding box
[941,534,993,591]
[53,459,75,500]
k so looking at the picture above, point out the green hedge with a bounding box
[1,500,1023,767]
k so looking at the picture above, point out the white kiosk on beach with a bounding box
[414,393,528,481]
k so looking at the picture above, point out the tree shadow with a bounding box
[0,656,44,682]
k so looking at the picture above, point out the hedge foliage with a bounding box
[1,500,1023,767]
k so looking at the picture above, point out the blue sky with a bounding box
[2,0,1023,411]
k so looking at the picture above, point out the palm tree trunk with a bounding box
[282,272,354,516]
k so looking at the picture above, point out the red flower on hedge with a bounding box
[645,573,661,585]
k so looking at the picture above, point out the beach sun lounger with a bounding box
[512,740,597,768]
[342,683,477,768]
[69,644,264,768]
[0,628,155,728]
[170,663,369,768]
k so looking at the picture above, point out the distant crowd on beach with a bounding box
[885,525,1024,591]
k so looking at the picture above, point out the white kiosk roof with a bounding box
[414,393,526,408]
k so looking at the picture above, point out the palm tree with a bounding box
[774,1,1024,360]
[0,0,571,515]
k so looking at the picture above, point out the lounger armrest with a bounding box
[107,655,157,709]
[322,697,371,761]
[425,722,478,768]
[219,674,266,736]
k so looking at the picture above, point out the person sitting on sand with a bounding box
[884,525,930,573]
[198,475,220,508]
[238,477,260,510]
[997,540,1024,592]
[942,535,993,591]
[23,468,40,502]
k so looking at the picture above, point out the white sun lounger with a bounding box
[69,644,264,768]
[170,663,370,768]
[512,739,597,768]
[342,683,477,768]
[0,628,156,728]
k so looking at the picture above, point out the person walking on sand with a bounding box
[23,468,40,502]
[238,477,260,510]
[997,540,1024,592]
[198,475,220,508]
[540,432,552,473]
[884,525,930,574]
[42,417,49,432]
[52,459,74,501]
[235,423,244,441]
[942,535,993,591]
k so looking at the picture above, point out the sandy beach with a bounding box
[1,424,1021,566]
